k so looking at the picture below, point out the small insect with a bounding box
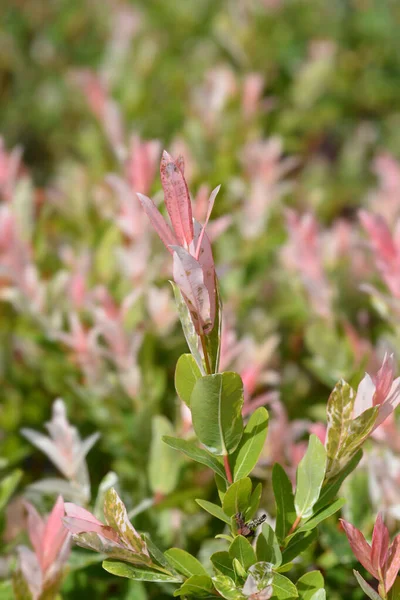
[234,512,267,539]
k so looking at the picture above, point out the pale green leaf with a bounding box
[164,548,208,578]
[175,354,201,406]
[232,407,269,481]
[163,436,227,480]
[102,560,181,582]
[196,499,231,524]
[353,571,382,600]
[191,372,244,456]
[294,435,327,519]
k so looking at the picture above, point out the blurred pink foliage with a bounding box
[15,496,70,600]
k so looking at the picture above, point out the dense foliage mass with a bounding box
[1,1,400,598]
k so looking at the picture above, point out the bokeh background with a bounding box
[1,0,400,598]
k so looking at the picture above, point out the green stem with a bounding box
[200,334,212,374]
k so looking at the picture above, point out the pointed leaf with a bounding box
[246,482,263,520]
[160,150,193,247]
[196,499,231,524]
[204,276,222,373]
[164,548,208,578]
[294,435,327,519]
[353,571,382,600]
[163,436,227,480]
[191,372,244,456]
[273,464,296,542]
[102,560,181,582]
[232,407,269,481]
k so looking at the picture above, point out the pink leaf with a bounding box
[385,534,400,591]
[137,193,178,253]
[41,496,69,573]
[24,502,45,565]
[195,185,220,261]
[172,246,211,335]
[371,513,390,573]
[340,519,378,579]
[160,150,194,247]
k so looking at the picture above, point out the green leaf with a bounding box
[272,573,299,599]
[314,450,362,512]
[163,436,227,480]
[256,523,282,567]
[216,473,228,501]
[233,557,247,579]
[102,560,182,582]
[229,536,257,570]
[297,497,345,533]
[213,575,246,599]
[143,535,179,574]
[246,482,262,520]
[310,591,326,600]
[204,277,222,374]
[196,499,231,524]
[173,575,214,597]
[0,469,22,512]
[210,552,236,580]
[281,530,317,564]
[231,407,269,481]
[164,548,208,578]
[175,354,201,406]
[353,571,382,600]
[222,477,252,517]
[294,435,327,519]
[191,372,244,456]
[273,464,296,542]
[149,416,181,495]
[297,571,324,600]
[171,281,205,374]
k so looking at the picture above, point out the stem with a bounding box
[200,333,212,375]
[287,514,302,537]
[223,454,233,484]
